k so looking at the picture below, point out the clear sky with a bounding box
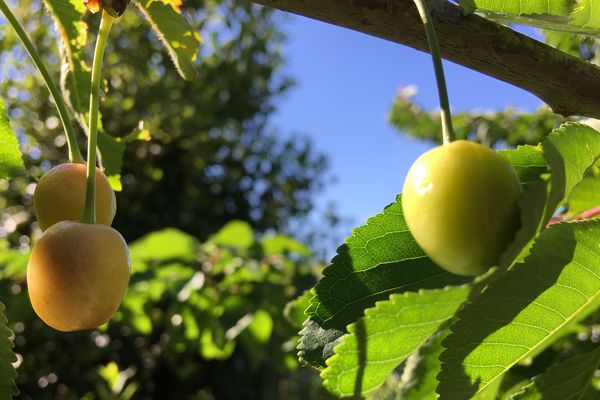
[270,13,543,231]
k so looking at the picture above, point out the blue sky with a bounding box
[271,14,543,230]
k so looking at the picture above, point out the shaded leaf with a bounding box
[0,302,18,398]
[298,320,345,369]
[498,145,547,184]
[399,328,449,400]
[512,346,600,399]
[438,221,600,399]
[322,286,470,397]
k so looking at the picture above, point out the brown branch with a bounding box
[251,0,600,119]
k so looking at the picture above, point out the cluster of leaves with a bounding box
[291,121,600,399]
[0,220,325,399]
[0,0,330,247]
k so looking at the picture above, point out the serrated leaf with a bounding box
[322,286,470,398]
[0,302,18,398]
[501,123,600,268]
[437,221,600,399]
[0,97,25,179]
[542,123,600,225]
[308,195,469,329]
[511,346,600,399]
[284,289,312,329]
[298,320,345,369]
[299,196,469,368]
[135,0,201,80]
[468,0,572,16]
[467,0,600,33]
[499,145,547,184]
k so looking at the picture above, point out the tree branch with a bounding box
[251,0,600,119]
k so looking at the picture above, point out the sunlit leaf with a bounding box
[135,0,201,80]
[0,97,25,179]
[322,286,470,397]
[438,221,600,398]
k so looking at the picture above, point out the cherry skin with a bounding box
[33,163,116,231]
[402,140,521,276]
[27,221,130,332]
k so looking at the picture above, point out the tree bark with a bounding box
[251,0,600,119]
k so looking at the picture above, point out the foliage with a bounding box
[0,221,322,399]
[298,122,600,399]
[0,0,329,246]
[1,0,600,399]
[0,96,24,179]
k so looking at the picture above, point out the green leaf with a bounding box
[130,228,198,271]
[0,97,25,179]
[467,0,600,33]
[97,132,126,177]
[498,145,547,184]
[299,195,469,368]
[307,195,469,329]
[567,175,600,217]
[501,123,600,268]
[298,320,345,369]
[438,220,600,399]
[467,0,572,16]
[284,289,312,329]
[399,328,449,400]
[322,286,470,398]
[43,0,90,114]
[542,122,600,225]
[261,235,311,257]
[135,0,201,80]
[0,302,18,399]
[512,346,600,399]
[571,0,600,28]
[209,220,255,250]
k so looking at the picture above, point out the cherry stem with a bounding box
[413,0,455,145]
[81,10,114,225]
[0,0,84,163]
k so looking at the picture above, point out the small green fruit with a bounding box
[402,140,521,276]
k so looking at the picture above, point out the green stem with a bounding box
[81,10,114,225]
[0,0,84,163]
[413,0,455,145]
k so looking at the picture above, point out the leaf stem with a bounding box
[0,0,84,163]
[81,10,114,224]
[413,0,455,145]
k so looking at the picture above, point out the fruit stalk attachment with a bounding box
[413,0,455,145]
[0,0,84,163]
[82,10,115,224]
